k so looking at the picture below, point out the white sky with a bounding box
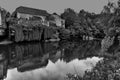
[0,0,117,14]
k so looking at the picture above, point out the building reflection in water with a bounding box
[0,40,103,80]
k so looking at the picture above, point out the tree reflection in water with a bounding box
[65,40,120,80]
[81,41,120,80]
[0,40,104,80]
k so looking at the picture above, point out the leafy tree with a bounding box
[61,8,78,28]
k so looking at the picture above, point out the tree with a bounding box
[101,0,117,14]
[61,8,78,28]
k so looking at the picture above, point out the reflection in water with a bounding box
[0,40,103,80]
[5,57,102,80]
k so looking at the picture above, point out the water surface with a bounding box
[0,40,104,80]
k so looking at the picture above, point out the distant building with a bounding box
[13,6,50,26]
[0,7,10,36]
[49,13,65,28]
[0,7,7,28]
[0,7,4,26]
[0,11,1,26]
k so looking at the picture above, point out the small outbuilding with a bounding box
[49,13,65,28]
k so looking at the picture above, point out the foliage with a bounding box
[61,8,78,28]
[101,36,115,52]
[65,43,120,80]
[59,0,120,40]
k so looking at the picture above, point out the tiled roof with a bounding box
[15,6,50,17]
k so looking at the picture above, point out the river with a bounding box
[0,40,117,80]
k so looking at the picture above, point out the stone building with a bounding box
[49,13,65,28]
[0,7,9,36]
[13,6,50,26]
[0,7,8,28]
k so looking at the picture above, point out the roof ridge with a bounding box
[15,6,50,17]
[17,6,47,12]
